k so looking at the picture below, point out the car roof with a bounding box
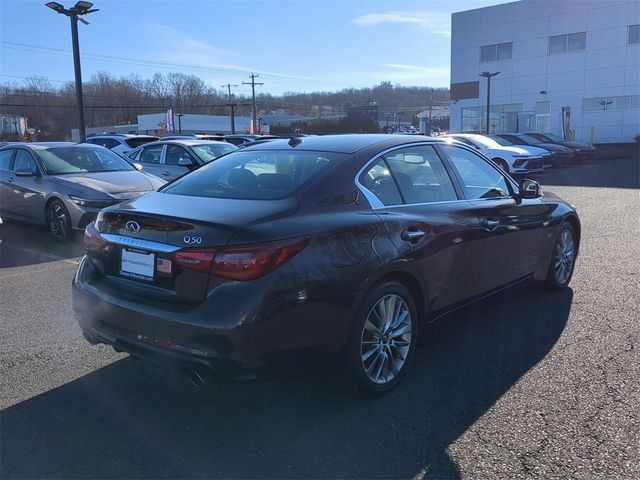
[143,139,233,147]
[88,134,157,138]
[240,134,439,154]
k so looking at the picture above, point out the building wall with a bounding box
[450,0,640,143]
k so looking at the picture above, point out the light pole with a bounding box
[45,2,98,143]
[479,71,500,134]
[176,113,183,134]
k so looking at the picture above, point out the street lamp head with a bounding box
[479,71,500,78]
[45,2,65,13]
[74,1,93,11]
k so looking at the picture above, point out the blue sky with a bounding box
[0,0,498,95]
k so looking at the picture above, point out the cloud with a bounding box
[352,11,451,37]
[374,63,450,84]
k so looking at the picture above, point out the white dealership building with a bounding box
[449,0,640,143]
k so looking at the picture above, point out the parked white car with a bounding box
[442,133,552,174]
[85,134,159,158]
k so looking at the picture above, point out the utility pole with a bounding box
[242,73,263,134]
[221,83,238,134]
[428,88,434,134]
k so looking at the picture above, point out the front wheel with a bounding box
[542,222,577,290]
[347,282,418,394]
[492,158,509,173]
[47,199,73,242]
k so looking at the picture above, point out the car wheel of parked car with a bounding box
[47,199,73,242]
[543,222,577,290]
[492,158,509,173]
[347,281,418,394]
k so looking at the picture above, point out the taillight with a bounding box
[84,221,106,251]
[174,250,217,274]
[173,237,309,280]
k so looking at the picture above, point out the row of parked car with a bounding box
[440,132,596,174]
[0,130,594,242]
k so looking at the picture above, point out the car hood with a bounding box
[49,171,157,197]
[536,143,572,153]
[491,145,549,156]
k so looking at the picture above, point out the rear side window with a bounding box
[0,149,14,170]
[139,145,163,164]
[163,150,345,200]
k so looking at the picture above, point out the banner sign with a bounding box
[166,105,175,135]
[561,106,571,140]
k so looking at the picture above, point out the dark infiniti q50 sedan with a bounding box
[73,134,580,393]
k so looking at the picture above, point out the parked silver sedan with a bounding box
[126,139,237,181]
[0,142,165,241]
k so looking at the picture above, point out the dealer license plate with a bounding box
[120,249,155,281]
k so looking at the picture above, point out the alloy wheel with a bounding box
[49,203,69,240]
[360,294,412,385]
[554,229,575,284]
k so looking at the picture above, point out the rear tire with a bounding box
[47,199,73,242]
[347,281,418,394]
[541,222,577,290]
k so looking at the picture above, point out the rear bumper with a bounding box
[72,256,352,375]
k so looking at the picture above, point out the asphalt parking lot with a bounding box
[1,155,638,479]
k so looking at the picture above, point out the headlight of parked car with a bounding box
[69,195,119,209]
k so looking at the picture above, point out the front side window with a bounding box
[440,145,510,200]
[139,145,163,164]
[383,146,458,204]
[36,146,134,175]
[165,145,194,165]
[13,150,37,173]
[163,150,344,200]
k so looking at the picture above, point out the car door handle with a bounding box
[401,229,427,243]
[161,171,171,176]
[482,218,500,230]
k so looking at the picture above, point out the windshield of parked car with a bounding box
[190,143,238,163]
[517,134,542,145]
[469,135,502,149]
[162,149,346,199]
[36,146,135,175]
[540,133,563,142]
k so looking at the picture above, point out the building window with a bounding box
[582,95,640,112]
[549,32,586,54]
[480,42,512,62]
[629,25,640,45]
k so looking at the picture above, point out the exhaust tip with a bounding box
[187,370,206,387]
[82,331,98,345]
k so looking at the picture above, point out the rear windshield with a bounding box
[37,146,135,175]
[162,149,346,199]
[125,137,158,148]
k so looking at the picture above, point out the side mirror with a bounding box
[14,169,35,177]
[132,162,143,171]
[519,179,542,199]
[177,157,193,167]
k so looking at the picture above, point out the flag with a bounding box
[166,105,175,135]
[156,258,172,274]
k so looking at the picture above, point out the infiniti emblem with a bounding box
[125,220,141,234]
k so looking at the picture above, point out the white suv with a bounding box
[85,134,159,158]
[443,133,551,174]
